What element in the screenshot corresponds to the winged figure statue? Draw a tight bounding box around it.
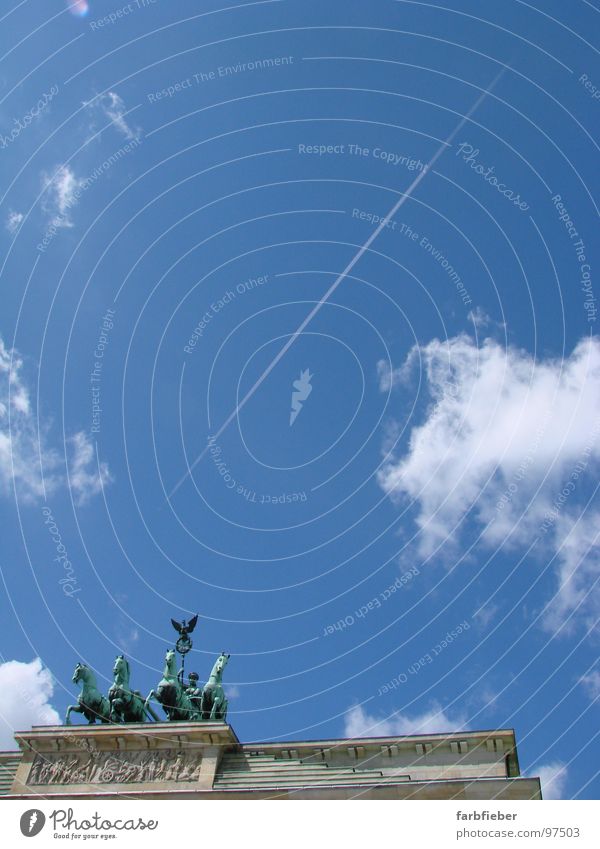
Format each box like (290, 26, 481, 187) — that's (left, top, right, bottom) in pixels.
(171, 614, 198, 638)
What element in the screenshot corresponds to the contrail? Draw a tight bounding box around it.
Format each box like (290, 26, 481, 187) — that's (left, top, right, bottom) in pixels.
(169, 68, 507, 498)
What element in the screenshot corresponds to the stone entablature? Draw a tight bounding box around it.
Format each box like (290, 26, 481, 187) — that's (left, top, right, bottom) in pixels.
(9, 722, 238, 795)
(1, 724, 540, 800)
(231, 728, 521, 783)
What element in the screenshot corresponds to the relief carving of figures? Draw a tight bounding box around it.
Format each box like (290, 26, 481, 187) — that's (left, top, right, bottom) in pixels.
(29, 749, 202, 784)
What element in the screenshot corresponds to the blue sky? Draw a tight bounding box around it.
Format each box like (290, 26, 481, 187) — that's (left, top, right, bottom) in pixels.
(0, 0, 598, 801)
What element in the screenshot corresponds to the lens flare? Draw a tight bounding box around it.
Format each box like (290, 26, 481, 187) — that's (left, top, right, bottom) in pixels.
(67, 0, 89, 16)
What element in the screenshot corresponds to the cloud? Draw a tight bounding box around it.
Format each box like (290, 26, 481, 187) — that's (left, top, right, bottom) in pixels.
(344, 703, 470, 738)
(466, 307, 506, 333)
(115, 625, 140, 655)
(377, 334, 600, 627)
(536, 761, 569, 799)
(41, 165, 86, 229)
(0, 336, 111, 505)
(578, 670, 600, 700)
(0, 658, 60, 748)
(544, 511, 600, 632)
(0, 336, 62, 501)
(477, 686, 501, 712)
(347, 707, 568, 799)
(87, 92, 140, 141)
(467, 306, 491, 329)
(473, 602, 500, 629)
(377, 356, 412, 393)
(5, 211, 23, 234)
(68, 431, 113, 505)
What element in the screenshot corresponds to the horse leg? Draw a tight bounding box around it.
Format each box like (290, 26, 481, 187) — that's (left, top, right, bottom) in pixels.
(145, 690, 157, 713)
(87, 699, 107, 724)
(210, 697, 221, 721)
(144, 700, 160, 722)
(144, 690, 160, 721)
(65, 704, 82, 725)
(101, 697, 112, 723)
(130, 694, 152, 723)
(110, 699, 122, 723)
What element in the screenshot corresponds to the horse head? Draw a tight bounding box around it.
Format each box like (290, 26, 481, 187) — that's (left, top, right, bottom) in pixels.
(72, 662, 87, 685)
(113, 654, 129, 684)
(211, 652, 230, 679)
(164, 648, 178, 679)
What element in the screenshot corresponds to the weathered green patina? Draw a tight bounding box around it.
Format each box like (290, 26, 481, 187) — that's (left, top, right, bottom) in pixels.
(108, 655, 160, 723)
(63, 615, 231, 725)
(144, 648, 202, 721)
(65, 663, 111, 725)
(200, 653, 230, 721)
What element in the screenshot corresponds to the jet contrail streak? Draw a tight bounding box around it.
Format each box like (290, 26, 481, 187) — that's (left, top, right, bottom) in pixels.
(169, 68, 507, 498)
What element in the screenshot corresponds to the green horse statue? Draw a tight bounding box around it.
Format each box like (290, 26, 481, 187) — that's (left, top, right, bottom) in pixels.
(65, 662, 111, 725)
(201, 652, 230, 721)
(145, 649, 200, 722)
(108, 655, 160, 723)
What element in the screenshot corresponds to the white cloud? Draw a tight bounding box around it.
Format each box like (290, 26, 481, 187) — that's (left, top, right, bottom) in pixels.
(473, 602, 500, 629)
(0, 658, 60, 748)
(376, 359, 394, 392)
(68, 431, 113, 505)
(543, 511, 600, 632)
(87, 92, 140, 141)
(536, 761, 569, 800)
(466, 307, 506, 333)
(579, 670, 600, 700)
(5, 210, 23, 234)
(115, 625, 140, 655)
(376, 354, 414, 392)
(0, 338, 30, 416)
(467, 306, 491, 329)
(477, 687, 501, 712)
(0, 336, 111, 504)
(378, 334, 600, 627)
(0, 336, 62, 501)
(344, 703, 469, 738)
(41, 165, 87, 229)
